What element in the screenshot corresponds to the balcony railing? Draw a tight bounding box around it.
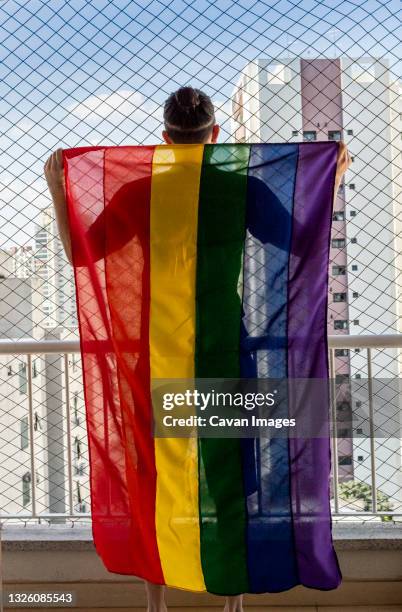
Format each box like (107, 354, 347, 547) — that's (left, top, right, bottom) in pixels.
(0, 335, 401, 522)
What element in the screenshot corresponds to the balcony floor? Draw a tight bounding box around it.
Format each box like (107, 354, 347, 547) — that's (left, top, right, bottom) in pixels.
(2, 523, 402, 610)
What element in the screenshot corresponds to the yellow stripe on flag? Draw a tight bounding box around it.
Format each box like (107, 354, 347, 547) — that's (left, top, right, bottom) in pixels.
(150, 144, 205, 591)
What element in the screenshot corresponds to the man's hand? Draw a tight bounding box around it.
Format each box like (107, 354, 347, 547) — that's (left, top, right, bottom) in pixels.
(44, 148, 73, 264)
(44, 148, 65, 194)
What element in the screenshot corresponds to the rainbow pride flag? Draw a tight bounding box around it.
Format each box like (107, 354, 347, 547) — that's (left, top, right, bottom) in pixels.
(63, 142, 350, 595)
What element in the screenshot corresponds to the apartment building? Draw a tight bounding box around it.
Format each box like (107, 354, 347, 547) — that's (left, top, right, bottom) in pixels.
(34, 206, 77, 330)
(0, 264, 87, 520)
(232, 56, 402, 508)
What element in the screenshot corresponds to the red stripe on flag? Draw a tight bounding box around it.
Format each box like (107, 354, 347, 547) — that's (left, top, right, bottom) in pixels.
(64, 145, 164, 582)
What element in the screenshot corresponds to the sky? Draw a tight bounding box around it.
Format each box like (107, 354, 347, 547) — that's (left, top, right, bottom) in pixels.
(0, 0, 401, 246)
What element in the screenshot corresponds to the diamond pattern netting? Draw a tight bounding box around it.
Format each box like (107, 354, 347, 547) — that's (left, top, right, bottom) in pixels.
(0, 0, 401, 522)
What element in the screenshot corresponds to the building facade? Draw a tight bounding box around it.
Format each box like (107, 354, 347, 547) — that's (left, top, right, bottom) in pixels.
(232, 56, 402, 509)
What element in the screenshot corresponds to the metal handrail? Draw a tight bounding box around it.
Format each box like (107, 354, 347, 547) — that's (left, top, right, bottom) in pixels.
(0, 334, 401, 355)
(1, 334, 401, 521)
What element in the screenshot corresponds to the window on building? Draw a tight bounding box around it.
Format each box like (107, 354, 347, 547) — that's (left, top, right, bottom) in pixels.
(350, 210, 356, 217)
(22, 472, 31, 507)
(33, 412, 42, 432)
(338, 455, 352, 465)
(355, 348, 360, 353)
(74, 437, 82, 461)
(356, 400, 362, 407)
(351, 264, 358, 271)
(347, 129, 353, 135)
(19, 362, 27, 394)
(76, 480, 82, 503)
(73, 391, 80, 426)
(357, 455, 364, 462)
(355, 373, 361, 379)
(303, 131, 316, 141)
(351, 156, 355, 162)
(333, 292, 347, 302)
(332, 238, 345, 248)
(353, 319, 359, 325)
(333, 211, 344, 221)
(74, 463, 85, 476)
(357, 428, 363, 435)
(335, 348, 349, 357)
(20, 417, 29, 450)
(351, 237, 357, 244)
(349, 183, 355, 190)
(332, 265, 346, 276)
(334, 320, 348, 330)
(33, 359, 38, 377)
(292, 130, 298, 137)
(335, 374, 349, 385)
(352, 291, 359, 298)
(328, 130, 341, 141)
(337, 400, 350, 411)
(338, 428, 351, 438)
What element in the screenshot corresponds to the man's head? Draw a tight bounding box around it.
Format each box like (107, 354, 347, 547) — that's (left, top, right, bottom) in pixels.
(162, 86, 220, 144)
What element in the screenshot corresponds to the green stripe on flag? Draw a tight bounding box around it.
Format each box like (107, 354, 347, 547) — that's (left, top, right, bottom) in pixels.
(195, 143, 250, 594)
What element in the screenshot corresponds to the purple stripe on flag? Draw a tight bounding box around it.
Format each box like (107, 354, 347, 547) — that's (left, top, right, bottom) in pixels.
(288, 142, 342, 589)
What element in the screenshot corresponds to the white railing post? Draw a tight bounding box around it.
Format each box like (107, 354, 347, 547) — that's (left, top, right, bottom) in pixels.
(64, 354, 74, 516)
(329, 348, 340, 514)
(367, 348, 378, 514)
(27, 354, 37, 518)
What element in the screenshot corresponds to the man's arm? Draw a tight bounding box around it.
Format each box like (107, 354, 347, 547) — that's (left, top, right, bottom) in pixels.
(44, 147, 117, 266)
(45, 148, 145, 266)
(44, 148, 73, 265)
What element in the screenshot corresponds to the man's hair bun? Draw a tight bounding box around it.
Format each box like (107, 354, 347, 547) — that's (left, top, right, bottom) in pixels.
(163, 85, 215, 142)
(174, 87, 200, 111)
